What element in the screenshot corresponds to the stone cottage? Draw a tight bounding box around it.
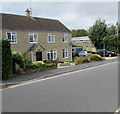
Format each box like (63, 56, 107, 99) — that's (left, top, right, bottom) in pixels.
(1, 10, 72, 62)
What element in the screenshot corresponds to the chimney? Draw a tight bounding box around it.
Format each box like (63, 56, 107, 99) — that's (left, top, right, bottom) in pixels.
(25, 8, 31, 17)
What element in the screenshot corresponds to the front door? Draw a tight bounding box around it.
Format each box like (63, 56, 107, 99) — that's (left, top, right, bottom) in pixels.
(36, 52, 42, 61)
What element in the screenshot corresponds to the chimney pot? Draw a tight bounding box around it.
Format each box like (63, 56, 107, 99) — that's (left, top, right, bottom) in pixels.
(25, 8, 31, 17)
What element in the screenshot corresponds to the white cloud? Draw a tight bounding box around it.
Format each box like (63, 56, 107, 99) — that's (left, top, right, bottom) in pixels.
(1, 2, 118, 30)
(2, 0, 119, 2)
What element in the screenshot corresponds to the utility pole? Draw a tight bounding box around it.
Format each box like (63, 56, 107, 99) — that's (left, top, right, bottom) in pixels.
(103, 43, 105, 57)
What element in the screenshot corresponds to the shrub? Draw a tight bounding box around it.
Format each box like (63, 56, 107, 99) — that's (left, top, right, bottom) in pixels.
(32, 61, 46, 70)
(45, 63, 56, 68)
(72, 56, 79, 62)
(86, 54, 104, 62)
(22, 59, 32, 71)
(74, 57, 89, 65)
(12, 52, 24, 68)
(1, 39, 12, 79)
(44, 59, 58, 64)
(12, 52, 33, 71)
(64, 60, 72, 63)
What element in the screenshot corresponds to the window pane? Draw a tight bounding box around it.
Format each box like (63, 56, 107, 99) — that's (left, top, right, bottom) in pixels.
(7, 33, 11, 40)
(12, 35, 14, 42)
(63, 49, 65, 58)
(51, 52, 53, 59)
(47, 53, 50, 59)
(53, 50, 56, 60)
(62, 34, 68, 42)
(66, 52, 68, 57)
(54, 53, 56, 60)
(48, 33, 54, 43)
(29, 33, 33, 42)
(30, 37, 33, 42)
(29, 33, 38, 43)
(7, 32, 17, 43)
(34, 33, 38, 42)
(12, 33, 17, 42)
(48, 36, 51, 42)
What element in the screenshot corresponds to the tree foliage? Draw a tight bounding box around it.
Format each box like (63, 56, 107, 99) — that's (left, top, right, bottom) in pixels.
(72, 29, 88, 37)
(103, 34, 117, 52)
(89, 19, 107, 49)
(88, 19, 118, 52)
(107, 25, 117, 36)
(1, 39, 12, 79)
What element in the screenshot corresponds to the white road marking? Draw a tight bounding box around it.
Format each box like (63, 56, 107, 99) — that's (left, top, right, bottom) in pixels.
(114, 107, 120, 114)
(2, 61, 117, 90)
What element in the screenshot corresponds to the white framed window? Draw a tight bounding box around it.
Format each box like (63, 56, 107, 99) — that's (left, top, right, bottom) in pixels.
(62, 34, 68, 43)
(47, 50, 57, 60)
(6, 32, 17, 43)
(29, 33, 38, 43)
(48, 33, 55, 43)
(63, 49, 68, 59)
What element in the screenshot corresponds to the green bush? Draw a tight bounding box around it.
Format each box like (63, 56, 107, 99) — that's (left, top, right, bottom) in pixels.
(12, 52, 24, 68)
(45, 63, 56, 68)
(86, 54, 104, 62)
(44, 59, 58, 64)
(64, 60, 72, 63)
(12, 52, 33, 71)
(22, 59, 32, 71)
(1, 39, 12, 79)
(74, 57, 89, 65)
(32, 61, 46, 70)
(72, 56, 79, 62)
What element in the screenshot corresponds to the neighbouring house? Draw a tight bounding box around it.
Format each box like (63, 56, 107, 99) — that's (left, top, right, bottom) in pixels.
(1, 9, 72, 62)
(72, 36, 96, 52)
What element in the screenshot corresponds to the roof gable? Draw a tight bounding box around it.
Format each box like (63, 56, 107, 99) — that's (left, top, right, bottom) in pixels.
(1, 13, 71, 33)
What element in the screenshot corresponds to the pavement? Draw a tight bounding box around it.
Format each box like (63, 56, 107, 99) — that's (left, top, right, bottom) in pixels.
(1, 57, 118, 88)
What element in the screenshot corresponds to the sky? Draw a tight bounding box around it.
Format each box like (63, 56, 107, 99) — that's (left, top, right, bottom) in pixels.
(1, 2, 118, 30)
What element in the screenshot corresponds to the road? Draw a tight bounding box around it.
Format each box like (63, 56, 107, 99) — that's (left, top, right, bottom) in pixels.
(2, 62, 118, 112)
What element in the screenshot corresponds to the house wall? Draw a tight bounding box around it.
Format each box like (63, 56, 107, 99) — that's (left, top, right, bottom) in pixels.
(2, 29, 72, 62)
(72, 41, 96, 52)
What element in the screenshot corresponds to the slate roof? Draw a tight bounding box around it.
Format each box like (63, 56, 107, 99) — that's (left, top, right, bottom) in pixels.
(1, 13, 71, 33)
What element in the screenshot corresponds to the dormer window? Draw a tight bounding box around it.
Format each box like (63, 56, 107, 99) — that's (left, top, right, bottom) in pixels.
(29, 33, 38, 43)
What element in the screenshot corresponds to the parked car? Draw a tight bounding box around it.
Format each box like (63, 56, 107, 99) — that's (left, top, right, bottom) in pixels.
(95, 49, 117, 57)
(79, 51, 92, 57)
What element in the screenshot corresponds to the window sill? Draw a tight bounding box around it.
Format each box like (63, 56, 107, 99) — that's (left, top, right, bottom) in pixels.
(10, 42, 17, 44)
(63, 57, 69, 59)
(29, 42, 38, 44)
(48, 42, 55, 43)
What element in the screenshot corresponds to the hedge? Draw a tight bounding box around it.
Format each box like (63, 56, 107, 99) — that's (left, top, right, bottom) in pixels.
(1, 39, 12, 79)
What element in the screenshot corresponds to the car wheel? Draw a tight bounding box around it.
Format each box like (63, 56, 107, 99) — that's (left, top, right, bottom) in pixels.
(109, 54, 112, 57)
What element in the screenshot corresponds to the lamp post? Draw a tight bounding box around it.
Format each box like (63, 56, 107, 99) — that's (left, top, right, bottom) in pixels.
(103, 43, 105, 57)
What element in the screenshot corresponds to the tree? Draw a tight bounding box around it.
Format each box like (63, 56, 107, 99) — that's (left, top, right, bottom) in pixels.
(89, 19, 107, 49)
(103, 24, 118, 52)
(72, 29, 88, 37)
(1, 39, 12, 79)
(103, 34, 118, 52)
(107, 24, 117, 36)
